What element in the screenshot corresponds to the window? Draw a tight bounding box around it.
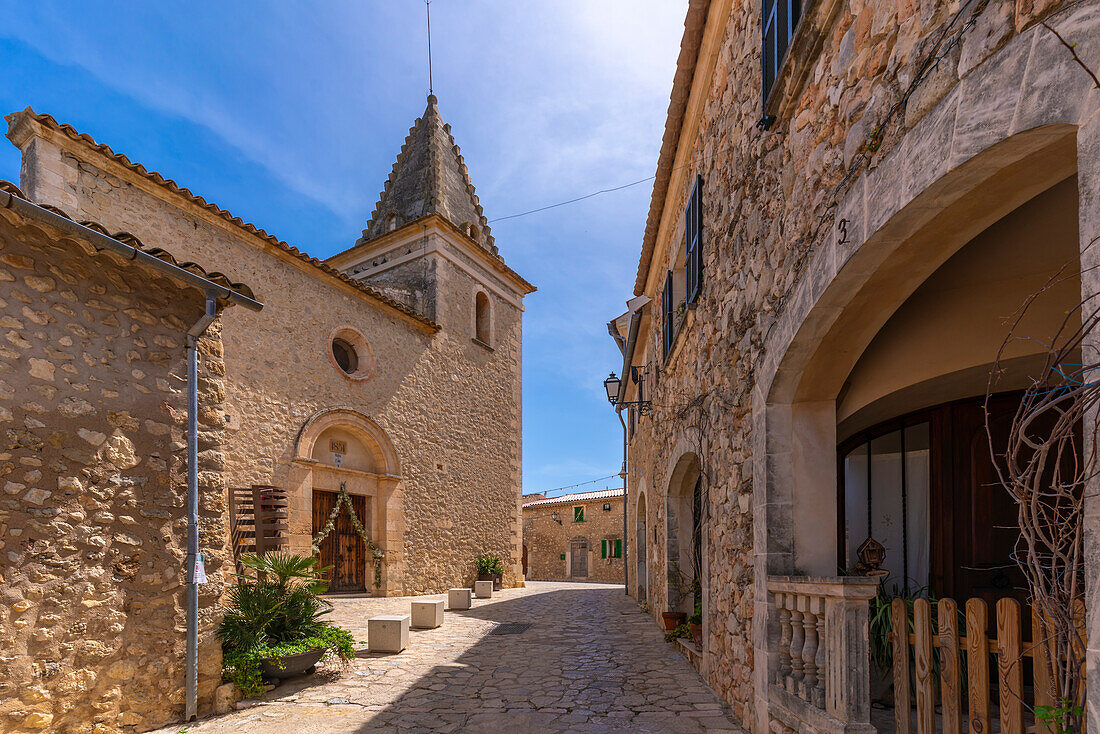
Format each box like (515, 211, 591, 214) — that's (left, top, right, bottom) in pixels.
(573, 506, 585, 523)
(841, 422, 930, 591)
(662, 270, 675, 359)
(332, 338, 358, 374)
(686, 176, 703, 304)
(328, 327, 375, 381)
(475, 291, 490, 345)
(601, 539, 623, 559)
(762, 0, 804, 104)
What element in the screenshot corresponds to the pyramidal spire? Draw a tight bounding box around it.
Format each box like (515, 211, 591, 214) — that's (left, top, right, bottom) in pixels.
(359, 95, 497, 255)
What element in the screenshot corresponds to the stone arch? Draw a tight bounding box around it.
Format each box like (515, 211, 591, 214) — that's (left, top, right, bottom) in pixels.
(289, 409, 404, 595)
(666, 452, 702, 614)
(295, 408, 400, 476)
(635, 485, 649, 601)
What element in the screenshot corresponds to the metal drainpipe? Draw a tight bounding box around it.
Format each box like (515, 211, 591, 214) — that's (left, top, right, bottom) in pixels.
(185, 295, 217, 721)
(618, 408, 628, 596)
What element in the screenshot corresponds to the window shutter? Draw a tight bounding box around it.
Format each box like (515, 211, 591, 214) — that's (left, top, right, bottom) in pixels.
(762, 0, 804, 105)
(686, 176, 703, 304)
(601, 540, 608, 559)
(614, 539, 622, 559)
(662, 270, 674, 359)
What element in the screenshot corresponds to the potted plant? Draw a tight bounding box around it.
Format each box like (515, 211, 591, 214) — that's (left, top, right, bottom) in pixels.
(476, 554, 505, 591)
(688, 600, 702, 647)
(218, 553, 355, 698)
(661, 610, 687, 632)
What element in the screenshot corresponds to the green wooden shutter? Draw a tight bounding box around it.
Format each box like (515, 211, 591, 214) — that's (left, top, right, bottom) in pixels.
(600, 540, 607, 559)
(614, 539, 622, 558)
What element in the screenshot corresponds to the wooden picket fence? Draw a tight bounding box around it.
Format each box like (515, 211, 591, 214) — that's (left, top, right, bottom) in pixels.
(889, 596, 1086, 734)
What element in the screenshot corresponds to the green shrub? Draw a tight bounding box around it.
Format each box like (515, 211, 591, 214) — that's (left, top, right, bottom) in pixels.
(475, 554, 505, 576)
(665, 623, 692, 643)
(217, 553, 355, 698)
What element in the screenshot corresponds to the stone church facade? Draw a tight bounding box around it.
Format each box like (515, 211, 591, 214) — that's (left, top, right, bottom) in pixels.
(610, 0, 1100, 732)
(2, 96, 532, 731)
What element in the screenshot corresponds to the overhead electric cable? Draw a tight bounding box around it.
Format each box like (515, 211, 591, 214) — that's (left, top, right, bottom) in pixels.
(526, 473, 622, 498)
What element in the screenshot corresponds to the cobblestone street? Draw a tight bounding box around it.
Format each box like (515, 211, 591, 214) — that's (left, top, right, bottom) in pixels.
(162, 582, 744, 734)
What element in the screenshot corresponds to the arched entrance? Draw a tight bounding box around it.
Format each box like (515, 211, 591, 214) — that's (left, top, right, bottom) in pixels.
(290, 409, 403, 595)
(761, 127, 1080, 582)
(752, 125, 1090, 730)
(666, 453, 702, 615)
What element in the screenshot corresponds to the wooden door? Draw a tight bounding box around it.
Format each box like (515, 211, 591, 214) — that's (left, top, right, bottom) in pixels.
(311, 490, 367, 593)
(570, 538, 588, 578)
(949, 396, 1028, 612)
(312, 490, 337, 587)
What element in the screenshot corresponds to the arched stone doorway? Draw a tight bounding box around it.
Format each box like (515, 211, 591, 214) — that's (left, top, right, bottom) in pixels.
(666, 453, 702, 615)
(290, 409, 403, 595)
(752, 113, 1097, 728)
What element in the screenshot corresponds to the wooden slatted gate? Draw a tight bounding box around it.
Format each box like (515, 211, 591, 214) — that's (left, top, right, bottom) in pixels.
(228, 485, 289, 570)
(890, 597, 1082, 734)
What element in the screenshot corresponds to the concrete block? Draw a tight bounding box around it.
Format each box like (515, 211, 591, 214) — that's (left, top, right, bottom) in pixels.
(474, 580, 493, 598)
(368, 615, 409, 653)
(448, 587, 472, 610)
(411, 599, 444, 629)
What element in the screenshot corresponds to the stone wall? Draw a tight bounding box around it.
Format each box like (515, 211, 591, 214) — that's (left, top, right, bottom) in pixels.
(0, 205, 230, 732)
(522, 494, 624, 584)
(7, 116, 525, 595)
(623, 0, 1093, 728)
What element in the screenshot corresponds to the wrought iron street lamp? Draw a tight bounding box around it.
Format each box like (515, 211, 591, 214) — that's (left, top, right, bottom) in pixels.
(604, 372, 651, 415)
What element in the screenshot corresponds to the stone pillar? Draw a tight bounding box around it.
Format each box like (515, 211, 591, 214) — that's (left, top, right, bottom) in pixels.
(286, 461, 315, 556)
(1077, 108, 1100, 733)
(822, 582, 877, 728)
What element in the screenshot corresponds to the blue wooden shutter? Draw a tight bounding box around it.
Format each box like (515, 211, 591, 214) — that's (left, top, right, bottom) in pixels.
(662, 270, 674, 358)
(762, 0, 804, 104)
(686, 176, 703, 304)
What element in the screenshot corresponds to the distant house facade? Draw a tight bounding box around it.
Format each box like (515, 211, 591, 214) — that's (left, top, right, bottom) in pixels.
(609, 1, 1100, 732)
(2, 95, 533, 731)
(522, 488, 625, 584)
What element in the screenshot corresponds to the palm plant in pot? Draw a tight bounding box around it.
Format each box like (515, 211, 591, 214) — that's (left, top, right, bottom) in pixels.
(475, 554, 505, 591)
(218, 553, 355, 698)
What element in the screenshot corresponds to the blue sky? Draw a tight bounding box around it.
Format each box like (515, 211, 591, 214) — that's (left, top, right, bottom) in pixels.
(0, 1, 684, 496)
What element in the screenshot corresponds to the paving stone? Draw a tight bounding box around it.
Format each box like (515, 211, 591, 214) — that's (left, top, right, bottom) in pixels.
(149, 582, 744, 733)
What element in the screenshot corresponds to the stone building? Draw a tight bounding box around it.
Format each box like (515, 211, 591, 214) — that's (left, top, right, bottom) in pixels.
(2, 94, 532, 731)
(521, 488, 625, 584)
(609, 0, 1100, 731)
(0, 180, 256, 731)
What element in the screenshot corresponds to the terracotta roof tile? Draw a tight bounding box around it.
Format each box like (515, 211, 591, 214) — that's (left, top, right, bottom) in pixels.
(9, 108, 440, 332)
(634, 0, 710, 296)
(521, 488, 625, 509)
(0, 178, 257, 301)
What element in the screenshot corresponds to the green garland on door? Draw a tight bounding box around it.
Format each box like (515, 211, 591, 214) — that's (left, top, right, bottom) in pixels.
(312, 482, 385, 589)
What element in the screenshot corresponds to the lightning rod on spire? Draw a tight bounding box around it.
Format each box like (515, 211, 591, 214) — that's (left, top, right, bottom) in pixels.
(426, 0, 434, 97)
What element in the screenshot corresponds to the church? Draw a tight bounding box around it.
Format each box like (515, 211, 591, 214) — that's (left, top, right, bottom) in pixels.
(0, 97, 533, 729)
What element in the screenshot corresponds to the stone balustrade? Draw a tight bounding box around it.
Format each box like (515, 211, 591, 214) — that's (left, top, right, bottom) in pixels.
(767, 576, 878, 734)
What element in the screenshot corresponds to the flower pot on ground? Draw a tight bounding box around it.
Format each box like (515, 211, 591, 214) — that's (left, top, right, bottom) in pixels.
(661, 611, 687, 632)
(218, 552, 355, 698)
(475, 554, 505, 591)
(259, 648, 325, 680)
